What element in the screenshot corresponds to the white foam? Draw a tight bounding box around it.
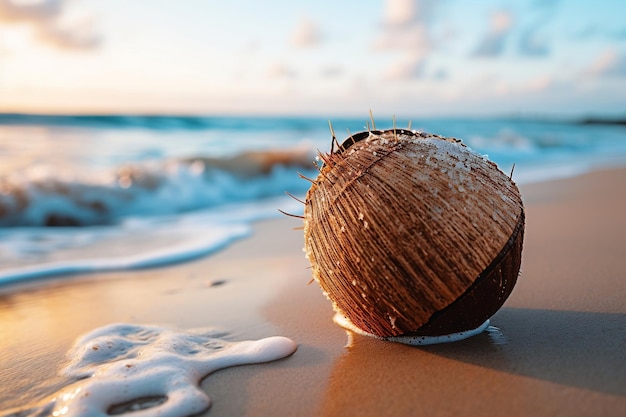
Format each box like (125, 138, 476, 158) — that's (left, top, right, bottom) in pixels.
(8, 323, 297, 416)
(0, 161, 316, 228)
(333, 313, 489, 345)
(0, 196, 304, 287)
(0, 224, 250, 286)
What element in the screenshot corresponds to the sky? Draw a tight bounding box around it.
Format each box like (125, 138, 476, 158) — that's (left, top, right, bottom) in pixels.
(0, 0, 625, 117)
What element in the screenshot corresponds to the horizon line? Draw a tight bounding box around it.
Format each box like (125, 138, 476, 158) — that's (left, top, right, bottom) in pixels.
(1, 111, 625, 124)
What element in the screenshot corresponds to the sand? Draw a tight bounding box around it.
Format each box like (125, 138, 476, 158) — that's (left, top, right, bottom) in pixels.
(1, 168, 625, 416)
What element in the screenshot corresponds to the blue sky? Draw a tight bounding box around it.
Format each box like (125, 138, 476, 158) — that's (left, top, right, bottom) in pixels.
(0, 0, 625, 117)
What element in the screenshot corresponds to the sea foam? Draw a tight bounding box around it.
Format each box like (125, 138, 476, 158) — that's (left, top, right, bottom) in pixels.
(334, 313, 490, 345)
(0, 196, 304, 286)
(0, 148, 316, 227)
(1, 323, 297, 417)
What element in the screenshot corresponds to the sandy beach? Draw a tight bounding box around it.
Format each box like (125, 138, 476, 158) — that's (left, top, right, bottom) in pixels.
(1, 167, 625, 416)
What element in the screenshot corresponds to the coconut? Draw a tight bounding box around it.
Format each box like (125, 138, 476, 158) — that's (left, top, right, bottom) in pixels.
(302, 126, 524, 341)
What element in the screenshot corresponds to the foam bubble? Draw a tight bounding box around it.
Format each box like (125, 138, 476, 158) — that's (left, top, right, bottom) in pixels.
(333, 313, 489, 345)
(4, 323, 297, 417)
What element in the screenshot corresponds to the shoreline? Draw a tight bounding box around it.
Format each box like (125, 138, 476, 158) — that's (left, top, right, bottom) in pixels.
(1, 167, 625, 416)
(0, 162, 623, 291)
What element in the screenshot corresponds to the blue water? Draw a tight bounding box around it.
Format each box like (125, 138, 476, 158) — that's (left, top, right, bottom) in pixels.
(1, 114, 625, 285)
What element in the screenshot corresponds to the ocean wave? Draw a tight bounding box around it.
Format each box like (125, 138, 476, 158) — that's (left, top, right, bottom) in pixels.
(0, 196, 304, 285)
(0, 147, 316, 227)
(0, 113, 331, 132)
(0, 223, 251, 286)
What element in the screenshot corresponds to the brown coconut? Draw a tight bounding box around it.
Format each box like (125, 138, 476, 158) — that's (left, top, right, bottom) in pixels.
(303, 128, 524, 338)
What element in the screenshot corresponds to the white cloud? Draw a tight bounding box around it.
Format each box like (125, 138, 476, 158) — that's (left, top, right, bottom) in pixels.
(383, 0, 417, 27)
(0, 0, 100, 50)
(384, 54, 426, 80)
(374, 0, 441, 80)
(320, 66, 343, 78)
(472, 10, 514, 57)
(373, 22, 431, 53)
(0, 0, 60, 18)
(585, 49, 626, 77)
(266, 63, 297, 79)
(525, 74, 554, 91)
(492, 10, 513, 33)
(290, 17, 322, 48)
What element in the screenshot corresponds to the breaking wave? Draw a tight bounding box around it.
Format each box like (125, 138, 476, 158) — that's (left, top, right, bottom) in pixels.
(0, 147, 316, 227)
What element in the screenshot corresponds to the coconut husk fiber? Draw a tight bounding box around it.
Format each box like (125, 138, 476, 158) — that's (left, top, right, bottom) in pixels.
(303, 129, 525, 338)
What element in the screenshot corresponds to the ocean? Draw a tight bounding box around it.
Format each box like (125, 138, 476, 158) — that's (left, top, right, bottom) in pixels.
(1, 113, 625, 287)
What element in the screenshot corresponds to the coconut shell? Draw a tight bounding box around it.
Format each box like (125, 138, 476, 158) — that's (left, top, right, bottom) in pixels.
(303, 129, 524, 338)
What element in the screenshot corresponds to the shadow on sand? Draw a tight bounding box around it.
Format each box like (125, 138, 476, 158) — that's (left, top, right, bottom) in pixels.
(421, 307, 626, 397)
(326, 307, 625, 400)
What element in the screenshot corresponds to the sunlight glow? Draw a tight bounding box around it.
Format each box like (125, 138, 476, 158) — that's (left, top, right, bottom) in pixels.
(0, 0, 624, 116)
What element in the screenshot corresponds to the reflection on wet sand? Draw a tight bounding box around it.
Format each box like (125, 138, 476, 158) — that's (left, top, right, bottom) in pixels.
(321, 307, 625, 417)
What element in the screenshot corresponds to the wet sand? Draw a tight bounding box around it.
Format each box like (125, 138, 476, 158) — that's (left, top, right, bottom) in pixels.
(1, 168, 625, 416)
